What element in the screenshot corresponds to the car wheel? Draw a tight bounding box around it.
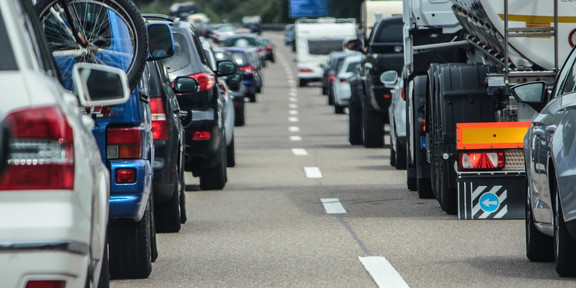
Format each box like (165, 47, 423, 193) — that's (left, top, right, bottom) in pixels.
(108, 201, 152, 279)
(149, 194, 158, 262)
(348, 98, 363, 145)
(334, 102, 345, 114)
(394, 134, 407, 170)
(235, 101, 245, 126)
(389, 134, 396, 167)
(248, 93, 256, 103)
(96, 235, 109, 288)
(362, 105, 384, 148)
(299, 79, 307, 87)
(554, 187, 576, 276)
(417, 179, 434, 199)
(199, 138, 227, 190)
(226, 134, 235, 167)
(526, 184, 553, 262)
(154, 184, 181, 233)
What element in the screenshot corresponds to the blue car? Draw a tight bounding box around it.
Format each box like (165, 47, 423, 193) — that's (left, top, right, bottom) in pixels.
(226, 47, 263, 103)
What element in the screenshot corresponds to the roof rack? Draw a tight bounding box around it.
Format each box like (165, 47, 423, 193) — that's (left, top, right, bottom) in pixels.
(143, 13, 181, 25)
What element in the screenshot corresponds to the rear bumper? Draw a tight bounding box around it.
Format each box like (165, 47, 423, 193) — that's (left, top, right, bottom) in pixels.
(108, 159, 151, 221)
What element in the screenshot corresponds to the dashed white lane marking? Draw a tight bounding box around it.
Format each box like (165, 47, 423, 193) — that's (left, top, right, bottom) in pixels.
(289, 110, 298, 115)
(291, 148, 308, 156)
(289, 126, 300, 132)
(289, 117, 299, 122)
(359, 257, 411, 288)
(321, 198, 347, 214)
(289, 91, 298, 97)
(290, 136, 302, 141)
(304, 167, 322, 178)
(290, 97, 297, 102)
(289, 103, 298, 109)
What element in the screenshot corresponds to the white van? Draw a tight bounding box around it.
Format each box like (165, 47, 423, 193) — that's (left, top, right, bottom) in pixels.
(295, 18, 357, 87)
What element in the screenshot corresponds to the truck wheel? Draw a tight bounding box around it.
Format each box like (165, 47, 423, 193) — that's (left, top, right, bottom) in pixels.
(200, 138, 227, 190)
(226, 134, 236, 168)
(554, 187, 576, 276)
(526, 187, 553, 262)
(154, 185, 181, 233)
(362, 105, 384, 148)
(417, 179, 434, 199)
(407, 164, 417, 191)
(349, 97, 363, 145)
(108, 202, 152, 279)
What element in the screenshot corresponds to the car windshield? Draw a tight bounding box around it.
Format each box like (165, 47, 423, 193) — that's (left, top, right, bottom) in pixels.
(165, 33, 191, 71)
(223, 37, 259, 47)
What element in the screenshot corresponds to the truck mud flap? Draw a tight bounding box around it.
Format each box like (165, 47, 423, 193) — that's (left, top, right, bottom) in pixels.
(457, 173, 526, 220)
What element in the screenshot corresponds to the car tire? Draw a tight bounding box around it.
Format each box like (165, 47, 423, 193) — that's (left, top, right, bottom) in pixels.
(108, 202, 152, 279)
(526, 187, 553, 262)
(554, 188, 576, 276)
(154, 185, 181, 233)
(179, 164, 187, 224)
(199, 138, 227, 190)
(299, 79, 306, 87)
(334, 102, 345, 114)
(362, 104, 384, 148)
(348, 97, 363, 145)
(226, 134, 235, 168)
(394, 135, 407, 170)
(248, 93, 256, 103)
(96, 236, 109, 288)
(407, 164, 417, 191)
(235, 101, 246, 126)
(417, 179, 434, 199)
(328, 91, 335, 105)
(149, 194, 158, 262)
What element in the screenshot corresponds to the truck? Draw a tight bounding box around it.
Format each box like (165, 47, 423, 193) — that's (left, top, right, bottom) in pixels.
(390, 0, 569, 219)
(360, 0, 403, 39)
(295, 18, 357, 87)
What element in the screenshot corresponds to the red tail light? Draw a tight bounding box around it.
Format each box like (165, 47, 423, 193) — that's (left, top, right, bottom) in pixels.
(339, 77, 348, 83)
(0, 106, 75, 190)
(238, 66, 254, 75)
(419, 119, 426, 133)
(187, 72, 216, 92)
(116, 168, 137, 184)
(266, 45, 273, 50)
(107, 127, 143, 159)
(150, 98, 168, 140)
(25, 281, 66, 288)
(459, 151, 505, 170)
(257, 48, 265, 53)
(193, 131, 211, 140)
(299, 68, 313, 73)
(383, 94, 391, 99)
(401, 88, 406, 100)
(329, 75, 335, 82)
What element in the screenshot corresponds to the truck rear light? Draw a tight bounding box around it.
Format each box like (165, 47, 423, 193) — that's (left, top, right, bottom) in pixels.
(459, 151, 505, 170)
(150, 98, 168, 140)
(116, 168, 137, 184)
(25, 280, 66, 288)
(107, 127, 143, 159)
(420, 119, 426, 133)
(187, 72, 215, 92)
(0, 106, 75, 190)
(339, 77, 348, 83)
(192, 131, 211, 140)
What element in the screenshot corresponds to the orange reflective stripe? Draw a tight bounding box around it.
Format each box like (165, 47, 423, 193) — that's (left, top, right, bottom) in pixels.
(456, 122, 531, 150)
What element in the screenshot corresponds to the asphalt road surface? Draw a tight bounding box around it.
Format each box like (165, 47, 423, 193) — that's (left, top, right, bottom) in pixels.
(111, 32, 575, 288)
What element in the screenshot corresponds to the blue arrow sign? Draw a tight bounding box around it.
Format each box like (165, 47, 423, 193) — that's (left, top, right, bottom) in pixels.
(479, 192, 500, 213)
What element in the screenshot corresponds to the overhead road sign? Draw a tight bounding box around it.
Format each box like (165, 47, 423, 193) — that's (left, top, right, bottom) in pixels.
(290, 0, 329, 18)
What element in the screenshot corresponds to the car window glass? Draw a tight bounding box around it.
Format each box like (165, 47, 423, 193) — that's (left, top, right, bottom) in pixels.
(557, 64, 576, 96)
(230, 52, 248, 66)
(308, 39, 344, 55)
(0, 12, 17, 70)
(346, 61, 360, 73)
(190, 30, 209, 66)
(165, 33, 191, 71)
(375, 23, 403, 43)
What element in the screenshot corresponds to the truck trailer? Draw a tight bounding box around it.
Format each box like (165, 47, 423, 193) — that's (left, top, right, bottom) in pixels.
(396, 0, 569, 219)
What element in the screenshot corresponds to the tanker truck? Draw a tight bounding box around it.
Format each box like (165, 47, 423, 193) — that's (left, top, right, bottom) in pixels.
(389, 0, 569, 219)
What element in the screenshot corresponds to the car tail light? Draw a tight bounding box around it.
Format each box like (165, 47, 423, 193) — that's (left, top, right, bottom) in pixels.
(187, 72, 216, 92)
(339, 77, 348, 83)
(193, 131, 211, 140)
(419, 119, 426, 133)
(107, 127, 143, 159)
(383, 94, 391, 99)
(459, 151, 505, 170)
(116, 168, 136, 184)
(401, 88, 406, 100)
(0, 106, 74, 190)
(150, 98, 167, 141)
(257, 48, 265, 53)
(238, 66, 254, 75)
(25, 281, 66, 288)
(299, 68, 313, 73)
(329, 75, 335, 82)
(266, 45, 273, 50)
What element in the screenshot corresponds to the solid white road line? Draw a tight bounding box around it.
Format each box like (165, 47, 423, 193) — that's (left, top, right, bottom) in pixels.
(359, 256, 411, 288)
(320, 198, 347, 214)
(289, 117, 299, 122)
(290, 136, 302, 141)
(304, 167, 322, 178)
(291, 148, 308, 156)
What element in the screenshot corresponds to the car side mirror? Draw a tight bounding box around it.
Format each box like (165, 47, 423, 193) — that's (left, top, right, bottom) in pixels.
(72, 63, 131, 107)
(511, 81, 547, 112)
(173, 77, 199, 93)
(148, 23, 175, 60)
(216, 60, 236, 77)
(380, 70, 399, 88)
(345, 39, 363, 53)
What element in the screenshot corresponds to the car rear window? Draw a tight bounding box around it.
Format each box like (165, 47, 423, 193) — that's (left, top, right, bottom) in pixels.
(229, 51, 249, 67)
(346, 61, 360, 72)
(223, 37, 259, 47)
(0, 15, 17, 70)
(375, 23, 403, 43)
(165, 33, 191, 71)
(308, 39, 344, 55)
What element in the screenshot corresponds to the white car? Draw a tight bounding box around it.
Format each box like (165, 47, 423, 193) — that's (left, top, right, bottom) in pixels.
(331, 54, 362, 114)
(0, 0, 129, 287)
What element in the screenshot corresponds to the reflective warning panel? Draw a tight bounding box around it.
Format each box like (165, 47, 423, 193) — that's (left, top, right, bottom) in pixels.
(457, 173, 526, 220)
(456, 122, 531, 150)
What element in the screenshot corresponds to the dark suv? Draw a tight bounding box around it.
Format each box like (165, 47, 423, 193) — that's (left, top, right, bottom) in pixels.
(139, 60, 186, 232)
(144, 14, 236, 190)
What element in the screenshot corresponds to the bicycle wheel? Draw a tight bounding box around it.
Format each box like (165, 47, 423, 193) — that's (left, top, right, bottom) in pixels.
(35, 0, 148, 91)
